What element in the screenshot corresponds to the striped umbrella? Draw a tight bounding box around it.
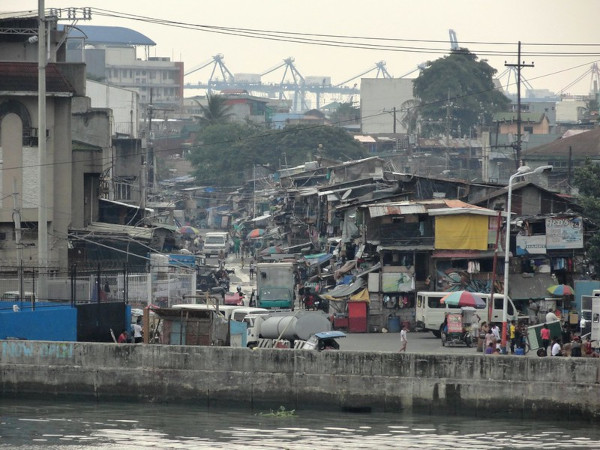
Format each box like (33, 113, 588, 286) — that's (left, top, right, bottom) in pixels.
(547, 284, 574, 296)
(440, 290, 486, 309)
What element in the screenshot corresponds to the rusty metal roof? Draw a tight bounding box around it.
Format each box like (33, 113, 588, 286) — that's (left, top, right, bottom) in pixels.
(368, 199, 492, 218)
(0, 62, 75, 95)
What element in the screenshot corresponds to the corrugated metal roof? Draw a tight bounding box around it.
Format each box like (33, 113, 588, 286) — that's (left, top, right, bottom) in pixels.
(369, 204, 427, 217)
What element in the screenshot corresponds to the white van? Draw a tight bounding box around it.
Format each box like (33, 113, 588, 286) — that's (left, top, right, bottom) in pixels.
(416, 291, 519, 337)
(203, 232, 231, 257)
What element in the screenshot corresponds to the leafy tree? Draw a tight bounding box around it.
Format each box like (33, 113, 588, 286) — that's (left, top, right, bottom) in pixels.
(195, 94, 233, 126)
(413, 48, 510, 138)
(573, 159, 600, 274)
(188, 122, 366, 186)
(329, 102, 360, 126)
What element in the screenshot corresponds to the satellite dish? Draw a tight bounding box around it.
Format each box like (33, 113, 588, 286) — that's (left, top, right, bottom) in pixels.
(342, 189, 352, 200)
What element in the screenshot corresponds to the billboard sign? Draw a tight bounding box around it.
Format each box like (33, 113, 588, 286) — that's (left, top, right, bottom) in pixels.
(546, 216, 583, 250)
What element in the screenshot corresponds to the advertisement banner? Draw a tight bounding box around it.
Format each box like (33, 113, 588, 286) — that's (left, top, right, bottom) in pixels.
(382, 272, 414, 293)
(546, 217, 583, 250)
(516, 234, 547, 255)
(447, 313, 463, 333)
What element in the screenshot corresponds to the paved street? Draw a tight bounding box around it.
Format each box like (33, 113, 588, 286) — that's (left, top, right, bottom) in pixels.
(223, 255, 483, 355)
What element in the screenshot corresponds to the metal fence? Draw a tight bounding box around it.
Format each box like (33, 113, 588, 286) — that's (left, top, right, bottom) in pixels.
(0, 265, 196, 308)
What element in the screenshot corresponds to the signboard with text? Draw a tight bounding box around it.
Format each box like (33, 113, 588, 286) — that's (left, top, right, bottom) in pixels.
(516, 234, 547, 255)
(546, 216, 583, 250)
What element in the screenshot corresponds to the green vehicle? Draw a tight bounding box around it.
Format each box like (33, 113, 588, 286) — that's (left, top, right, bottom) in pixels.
(256, 262, 296, 309)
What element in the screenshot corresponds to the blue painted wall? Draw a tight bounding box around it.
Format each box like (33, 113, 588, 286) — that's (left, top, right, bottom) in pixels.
(0, 304, 77, 341)
(230, 320, 247, 347)
(574, 280, 600, 311)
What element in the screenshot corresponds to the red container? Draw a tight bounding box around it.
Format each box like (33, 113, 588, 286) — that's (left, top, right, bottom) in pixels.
(347, 301, 368, 333)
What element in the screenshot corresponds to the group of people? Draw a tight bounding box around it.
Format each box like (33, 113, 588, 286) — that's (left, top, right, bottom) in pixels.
(539, 322, 599, 357)
(479, 320, 528, 355)
(117, 318, 143, 344)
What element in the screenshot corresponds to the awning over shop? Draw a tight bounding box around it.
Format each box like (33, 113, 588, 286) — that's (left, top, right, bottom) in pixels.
(356, 262, 381, 278)
(350, 288, 370, 303)
(250, 213, 271, 222)
(304, 253, 334, 266)
(321, 277, 365, 299)
(432, 250, 504, 259)
(508, 273, 556, 301)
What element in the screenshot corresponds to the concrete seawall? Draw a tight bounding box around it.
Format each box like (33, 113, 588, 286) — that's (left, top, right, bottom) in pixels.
(1, 340, 599, 420)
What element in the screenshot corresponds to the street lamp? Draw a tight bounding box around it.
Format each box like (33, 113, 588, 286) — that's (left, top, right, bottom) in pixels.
(501, 164, 552, 352)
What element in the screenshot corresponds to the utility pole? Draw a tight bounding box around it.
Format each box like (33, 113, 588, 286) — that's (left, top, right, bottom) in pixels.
(12, 179, 23, 303)
(505, 41, 534, 170)
(445, 90, 451, 171)
(393, 107, 397, 134)
(37, 0, 48, 302)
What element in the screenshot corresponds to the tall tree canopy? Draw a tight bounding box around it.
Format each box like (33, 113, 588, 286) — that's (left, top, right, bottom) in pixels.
(412, 48, 510, 137)
(196, 94, 233, 126)
(573, 159, 600, 274)
(188, 123, 366, 186)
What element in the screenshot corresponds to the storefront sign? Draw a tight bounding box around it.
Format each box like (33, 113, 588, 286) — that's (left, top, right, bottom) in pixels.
(546, 216, 583, 250)
(516, 234, 547, 255)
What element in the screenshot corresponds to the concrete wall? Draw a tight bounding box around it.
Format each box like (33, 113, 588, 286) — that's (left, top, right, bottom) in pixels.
(361, 78, 415, 134)
(1, 341, 599, 419)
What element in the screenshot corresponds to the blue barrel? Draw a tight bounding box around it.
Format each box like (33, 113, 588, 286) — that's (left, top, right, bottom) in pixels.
(387, 315, 401, 333)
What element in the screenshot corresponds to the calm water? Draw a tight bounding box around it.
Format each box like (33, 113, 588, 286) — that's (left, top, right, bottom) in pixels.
(0, 398, 598, 449)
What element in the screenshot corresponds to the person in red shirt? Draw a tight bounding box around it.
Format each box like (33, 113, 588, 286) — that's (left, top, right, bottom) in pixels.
(540, 324, 551, 353)
(117, 329, 129, 343)
(583, 337, 599, 357)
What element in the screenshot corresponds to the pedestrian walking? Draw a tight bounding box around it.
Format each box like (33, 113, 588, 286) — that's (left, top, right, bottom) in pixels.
(491, 323, 500, 342)
(399, 325, 408, 352)
(540, 324, 551, 354)
(249, 258, 255, 280)
(471, 313, 481, 342)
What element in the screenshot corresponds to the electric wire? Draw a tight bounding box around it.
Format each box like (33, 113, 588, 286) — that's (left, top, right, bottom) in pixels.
(88, 8, 600, 58)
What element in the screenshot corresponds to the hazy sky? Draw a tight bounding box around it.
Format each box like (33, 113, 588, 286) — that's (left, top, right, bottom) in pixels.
(11, 1, 600, 97)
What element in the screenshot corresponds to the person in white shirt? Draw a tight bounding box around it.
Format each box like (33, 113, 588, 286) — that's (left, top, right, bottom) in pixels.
(399, 326, 408, 352)
(551, 338, 562, 356)
(491, 324, 500, 341)
(546, 309, 559, 323)
(132, 320, 143, 344)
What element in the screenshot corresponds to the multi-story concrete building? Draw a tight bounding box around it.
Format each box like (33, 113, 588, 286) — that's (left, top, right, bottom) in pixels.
(65, 25, 184, 110)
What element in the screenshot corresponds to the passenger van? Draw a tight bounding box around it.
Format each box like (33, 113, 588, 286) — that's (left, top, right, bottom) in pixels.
(203, 232, 231, 257)
(415, 291, 519, 337)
